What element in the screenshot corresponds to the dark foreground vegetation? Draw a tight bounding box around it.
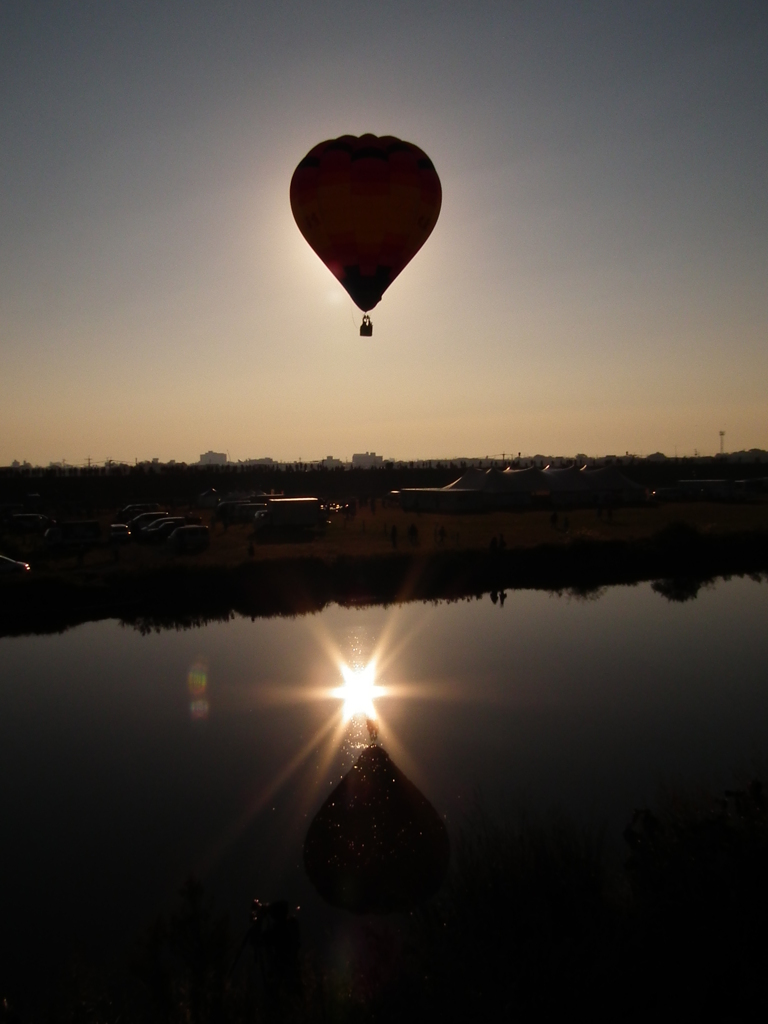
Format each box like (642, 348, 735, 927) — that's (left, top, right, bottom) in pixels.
(6, 780, 768, 1023)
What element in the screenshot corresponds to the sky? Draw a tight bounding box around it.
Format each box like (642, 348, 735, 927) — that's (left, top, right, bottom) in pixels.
(1, 0, 766, 465)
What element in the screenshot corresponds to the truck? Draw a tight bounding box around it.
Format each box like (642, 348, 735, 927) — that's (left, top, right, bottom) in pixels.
(215, 500, 268, 525)
(254, 497, 321, 530)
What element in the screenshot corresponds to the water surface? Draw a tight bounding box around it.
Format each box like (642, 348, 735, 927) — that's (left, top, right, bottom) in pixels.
(2, 576, 767, 986)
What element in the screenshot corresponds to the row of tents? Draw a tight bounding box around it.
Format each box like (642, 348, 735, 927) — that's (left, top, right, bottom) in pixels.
(398, 465, 646, 512)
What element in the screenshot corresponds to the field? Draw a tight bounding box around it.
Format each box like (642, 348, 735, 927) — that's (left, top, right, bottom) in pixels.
(3, 500, 768, 578)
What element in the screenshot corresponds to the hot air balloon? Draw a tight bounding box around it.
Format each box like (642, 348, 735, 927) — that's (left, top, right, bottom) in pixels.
(290, 134, 442, 337)
(304, 730, 450, 914)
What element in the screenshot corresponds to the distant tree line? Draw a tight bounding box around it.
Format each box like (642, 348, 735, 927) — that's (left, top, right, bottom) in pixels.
(1, 459, 766, 516)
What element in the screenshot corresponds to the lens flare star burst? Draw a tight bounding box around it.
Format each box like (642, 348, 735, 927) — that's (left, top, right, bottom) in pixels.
(196, 615, 441, 876)
(332, 662, 382, 721)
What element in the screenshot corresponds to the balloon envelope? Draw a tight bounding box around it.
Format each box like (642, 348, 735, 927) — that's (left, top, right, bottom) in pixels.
(290, 134, 442, 312)
(304, 743, 450, 914)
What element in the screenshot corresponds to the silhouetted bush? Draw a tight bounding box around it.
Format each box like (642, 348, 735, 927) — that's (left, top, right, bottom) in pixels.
(393, 784, 768, 1021)
(622, 782, 768, 1020)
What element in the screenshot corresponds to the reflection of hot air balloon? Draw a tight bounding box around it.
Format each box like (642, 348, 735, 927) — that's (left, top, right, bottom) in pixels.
(304, 737, 450, 914)
(290, 134, 442, 337)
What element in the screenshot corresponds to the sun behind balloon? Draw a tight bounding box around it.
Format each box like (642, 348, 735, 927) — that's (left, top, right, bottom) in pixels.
(290, 134, 442, 335)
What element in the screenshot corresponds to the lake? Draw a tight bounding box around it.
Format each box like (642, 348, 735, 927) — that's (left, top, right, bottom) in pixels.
(2, 574, 768, 991)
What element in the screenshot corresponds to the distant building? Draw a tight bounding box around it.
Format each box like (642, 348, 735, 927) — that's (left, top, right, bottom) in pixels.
(238, 457, 275, 467)
(646, 452, 668, 462)
(320, 456, 344, 469)
(199, 451, 227, 466)
(352, 452, 384, 469)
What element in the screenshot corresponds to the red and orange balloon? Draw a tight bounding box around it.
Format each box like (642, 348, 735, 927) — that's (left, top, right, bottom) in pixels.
(290, 134, 441, 328)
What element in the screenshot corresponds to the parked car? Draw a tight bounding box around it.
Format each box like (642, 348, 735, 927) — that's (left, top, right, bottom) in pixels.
(115, 503, 160, 524)
(128, 511, 168, 535)
(0, 554, 31, 573)
(10, 513, 51, 534)
(109, 524, 131, 544)
(140, 517, 188, 543)
(196, 489, 220, 509)
(167, 525, 209, 554)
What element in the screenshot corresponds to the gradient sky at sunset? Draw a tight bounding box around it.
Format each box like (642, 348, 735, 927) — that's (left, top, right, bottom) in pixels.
(1, 1, 766, 465)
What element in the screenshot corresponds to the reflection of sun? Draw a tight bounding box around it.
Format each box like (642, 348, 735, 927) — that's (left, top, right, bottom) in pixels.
(332, 662, 382, 721)
(199, 616, 442, 875)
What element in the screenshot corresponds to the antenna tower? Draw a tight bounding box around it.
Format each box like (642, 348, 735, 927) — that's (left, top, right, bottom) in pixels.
(719, 431, 725, 455)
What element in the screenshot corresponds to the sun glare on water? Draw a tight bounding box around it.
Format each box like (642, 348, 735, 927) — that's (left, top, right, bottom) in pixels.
(333, 662, 382, 722)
